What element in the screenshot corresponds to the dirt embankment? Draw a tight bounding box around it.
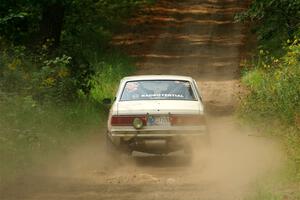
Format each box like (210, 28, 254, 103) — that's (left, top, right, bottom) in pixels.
(1, 1, 283, 200)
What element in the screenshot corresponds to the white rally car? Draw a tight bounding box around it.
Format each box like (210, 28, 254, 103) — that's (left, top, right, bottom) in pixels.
(104, 75, 208, 155)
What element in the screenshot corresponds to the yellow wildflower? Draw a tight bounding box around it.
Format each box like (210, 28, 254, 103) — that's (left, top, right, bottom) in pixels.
(8, 59, 21, 71)
(58, 68, 69, 78)
(43, 77, 56, 86)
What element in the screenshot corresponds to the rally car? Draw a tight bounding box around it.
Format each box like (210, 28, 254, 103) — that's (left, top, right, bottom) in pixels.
(104, 75, 209, 155)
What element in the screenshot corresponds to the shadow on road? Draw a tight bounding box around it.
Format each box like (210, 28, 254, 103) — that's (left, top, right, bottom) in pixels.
(132, 154, 191, 168)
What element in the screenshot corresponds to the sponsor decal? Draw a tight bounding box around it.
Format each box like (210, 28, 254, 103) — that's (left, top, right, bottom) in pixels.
(141, 94, 184, 98)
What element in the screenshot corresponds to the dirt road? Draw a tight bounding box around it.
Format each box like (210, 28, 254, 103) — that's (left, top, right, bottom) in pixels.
(1, 0, 282, 200)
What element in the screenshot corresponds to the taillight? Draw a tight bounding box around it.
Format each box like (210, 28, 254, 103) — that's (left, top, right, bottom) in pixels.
(170, 115, 205, 126)
(111, 115, 147, 126)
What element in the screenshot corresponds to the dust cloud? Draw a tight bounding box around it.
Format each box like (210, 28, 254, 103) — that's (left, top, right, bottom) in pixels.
(32, 115, 282, 200)
(1, 116, 283, 200)
(191, 116, 283, 198)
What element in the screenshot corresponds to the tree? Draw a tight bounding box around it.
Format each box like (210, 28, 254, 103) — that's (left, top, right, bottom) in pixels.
(39, 2, 65, 47)
(236, 0, 300, 52)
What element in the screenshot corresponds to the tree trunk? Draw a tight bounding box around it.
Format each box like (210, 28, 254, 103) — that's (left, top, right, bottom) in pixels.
(39, 2, 65, 48)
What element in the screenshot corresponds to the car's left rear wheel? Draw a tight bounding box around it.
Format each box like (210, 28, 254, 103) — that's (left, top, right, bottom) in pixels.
(104, 133, 120, 164)
(105, 132, 132, 165)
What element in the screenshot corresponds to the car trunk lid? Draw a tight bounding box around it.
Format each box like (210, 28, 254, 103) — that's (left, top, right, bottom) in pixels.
(117, 100, 202, 115)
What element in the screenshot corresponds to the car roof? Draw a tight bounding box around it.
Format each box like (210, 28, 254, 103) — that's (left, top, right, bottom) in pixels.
(121, 75, 194, 82)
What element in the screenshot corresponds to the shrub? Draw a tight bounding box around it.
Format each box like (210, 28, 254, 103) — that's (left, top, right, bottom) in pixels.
(240, 40, 300, 125)
(89, 52, 135, 102)
(239, 38, 300, 185)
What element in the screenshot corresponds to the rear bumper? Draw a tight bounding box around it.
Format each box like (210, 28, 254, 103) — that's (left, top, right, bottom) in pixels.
(109, 125, 208, 138)
(111, 131, 207, 137)
(107, 126, 209, 153)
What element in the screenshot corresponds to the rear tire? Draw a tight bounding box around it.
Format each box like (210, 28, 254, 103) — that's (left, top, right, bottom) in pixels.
(105, 132, 120, 164)
(183, 134, 211, 163)
(105, 132, 132, 165)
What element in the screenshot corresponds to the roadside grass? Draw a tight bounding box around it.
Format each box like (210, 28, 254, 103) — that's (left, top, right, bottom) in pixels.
(0, 98, 102, 184)
(245, 187, 282, 200)
(0, 0, 152, 185)
(0, 49, 135, 184)
(239, 39, 300, 199)
(89, 51, 136, 102)
(238, 119, 300, 199)
(244, 168, 300, 200)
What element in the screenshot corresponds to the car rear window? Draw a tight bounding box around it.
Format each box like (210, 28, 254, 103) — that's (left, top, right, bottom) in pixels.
(120, 80, 197, 101)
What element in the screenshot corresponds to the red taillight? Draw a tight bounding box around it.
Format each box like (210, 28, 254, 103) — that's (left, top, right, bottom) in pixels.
(170, 115, 205, 126)
(111, 115, 147, 126)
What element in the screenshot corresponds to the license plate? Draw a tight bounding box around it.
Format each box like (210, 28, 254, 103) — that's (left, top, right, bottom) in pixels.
(147, 116, 171, 126)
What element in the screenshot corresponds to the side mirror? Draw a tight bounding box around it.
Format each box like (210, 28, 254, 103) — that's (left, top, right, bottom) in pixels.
(102, 98, 112, 105)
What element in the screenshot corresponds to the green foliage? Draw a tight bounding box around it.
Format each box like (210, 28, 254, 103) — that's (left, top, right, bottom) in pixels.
(0, 12, 28, 24)
(0, 0, 153, 97)
(285, 127, 300, 181)
(236, 1, 300, 197)
(239, 38, 300, 194)
(0, 1, 39, 43)
(0, 46, 76, 103)
(0, 0, 155, 184)
(89, 53, 135, 102)
(0, 0, 154, 45)
(236, 0, 300, 53)
(0, 0, 153, 103)
(240, 40, 300, 125)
